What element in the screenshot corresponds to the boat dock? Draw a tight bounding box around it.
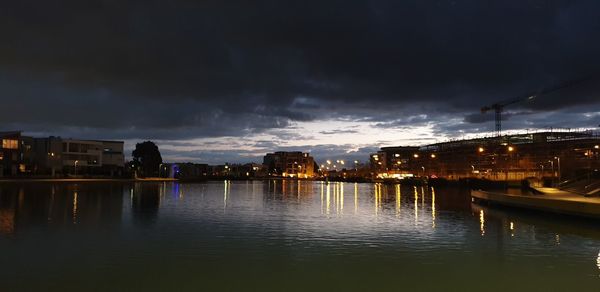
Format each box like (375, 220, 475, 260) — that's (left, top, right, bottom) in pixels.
(471, 187, 600, 219)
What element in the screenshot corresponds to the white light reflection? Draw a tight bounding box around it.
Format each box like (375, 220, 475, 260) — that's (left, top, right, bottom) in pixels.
(510, 222, 514, 237)
(395, 184, 401, 218)
(354, 183, 358, 214)
(431, 187, 436, 229)
(340, 182, 344, 215)
(223, 180, 229, 211)
(321, 182, 324, 214)
(374, 183, 382, 217)
(72, 191, 78, 224)
(413, 186, 418, 223)
(479, 210, 485, 236)
(596, 251, 600, 275)
(326, 182, 331, 216)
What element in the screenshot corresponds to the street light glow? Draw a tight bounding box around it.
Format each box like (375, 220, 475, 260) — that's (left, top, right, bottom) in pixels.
(478, 147, 484, 153)
(508, 146, 514, 152)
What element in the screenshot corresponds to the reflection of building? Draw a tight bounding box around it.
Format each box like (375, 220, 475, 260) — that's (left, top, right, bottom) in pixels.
(0, 131, 124, 177)
(371, 131, 600, 180)
(263, 151, 315, 178)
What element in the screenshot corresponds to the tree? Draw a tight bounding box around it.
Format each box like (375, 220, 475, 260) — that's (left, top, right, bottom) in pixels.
(132, 141, 163, 177)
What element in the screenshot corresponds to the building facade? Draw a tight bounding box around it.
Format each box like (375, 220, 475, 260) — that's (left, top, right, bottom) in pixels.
(0, 131, 124, 177)
(0, 132, 24, 176)
(371, 131, 600, 181)
(263, 151, 315, 178)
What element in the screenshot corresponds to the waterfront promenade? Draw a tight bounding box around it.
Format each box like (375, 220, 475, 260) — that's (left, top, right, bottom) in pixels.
(472, 188, 600, 219)
(0, 177, 178, 183)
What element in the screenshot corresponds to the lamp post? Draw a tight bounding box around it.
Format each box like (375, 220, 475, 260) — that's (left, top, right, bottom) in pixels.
(74, 160, 79, 177)
(506, 146, 514, 182)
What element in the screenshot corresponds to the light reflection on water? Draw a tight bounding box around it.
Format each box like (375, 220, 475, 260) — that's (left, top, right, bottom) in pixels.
(0, 180, 599, 291)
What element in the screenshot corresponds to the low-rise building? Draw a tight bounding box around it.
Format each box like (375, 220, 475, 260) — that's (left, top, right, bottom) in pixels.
(0, 131, 124, 177)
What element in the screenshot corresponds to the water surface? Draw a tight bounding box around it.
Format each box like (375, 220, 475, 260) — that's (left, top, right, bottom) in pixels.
(0, 181, 599, 291)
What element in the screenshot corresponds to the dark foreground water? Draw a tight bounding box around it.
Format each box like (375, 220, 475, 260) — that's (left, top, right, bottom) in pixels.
(0, 181, 599, 291)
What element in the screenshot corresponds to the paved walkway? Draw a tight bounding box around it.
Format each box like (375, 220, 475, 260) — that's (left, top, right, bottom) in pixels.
(472, 188, 600, 218)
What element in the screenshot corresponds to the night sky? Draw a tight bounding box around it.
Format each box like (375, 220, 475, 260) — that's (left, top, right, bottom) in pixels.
(2, 1, 600, 164)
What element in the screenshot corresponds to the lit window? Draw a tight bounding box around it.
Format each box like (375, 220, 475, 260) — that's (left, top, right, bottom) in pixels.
(1, 139, 18, 149)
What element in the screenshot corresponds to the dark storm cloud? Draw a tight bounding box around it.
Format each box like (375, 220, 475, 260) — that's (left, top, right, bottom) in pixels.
(2, 0, 600, 162)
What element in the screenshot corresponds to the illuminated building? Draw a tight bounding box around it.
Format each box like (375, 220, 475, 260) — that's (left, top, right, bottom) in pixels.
(370, 146, 420, 178)
(263, 151, 315, 178)
(371, 130, 600, 180)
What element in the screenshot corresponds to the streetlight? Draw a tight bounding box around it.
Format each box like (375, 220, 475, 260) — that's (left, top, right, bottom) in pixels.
(74, 160, 79, 176)
(413, 153, 419, 158)
(478, 147, 484, 153)
(421, 166, 425, 177)
(430, 153, 436, 158)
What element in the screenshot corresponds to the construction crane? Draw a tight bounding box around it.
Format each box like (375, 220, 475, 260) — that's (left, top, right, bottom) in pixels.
(481, 94, 534, 137)
(481, 77, 593, 137)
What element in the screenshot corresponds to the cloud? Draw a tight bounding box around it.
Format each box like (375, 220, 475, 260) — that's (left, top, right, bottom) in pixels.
(1, 1, 600, 163)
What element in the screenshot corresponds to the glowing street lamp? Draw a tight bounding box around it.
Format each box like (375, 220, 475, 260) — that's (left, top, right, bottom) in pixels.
(478, 147, 485, 153)
(507, 146, 514, 152)
(74, 160, 79, 176)
(413, 153, 419, 158)
(430, 153, 436, 158)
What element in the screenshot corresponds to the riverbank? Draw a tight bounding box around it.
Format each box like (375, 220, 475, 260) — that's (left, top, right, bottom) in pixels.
(0, 177, 178, 183)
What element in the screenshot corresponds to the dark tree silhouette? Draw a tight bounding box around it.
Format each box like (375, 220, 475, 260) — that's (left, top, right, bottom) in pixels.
(132, 141, 163, 177)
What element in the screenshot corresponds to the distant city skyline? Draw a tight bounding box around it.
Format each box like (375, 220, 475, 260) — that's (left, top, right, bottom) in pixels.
(2, 1, 600, 164)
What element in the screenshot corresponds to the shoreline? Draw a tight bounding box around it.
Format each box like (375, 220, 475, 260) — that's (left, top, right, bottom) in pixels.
(0, 178, 178, 183)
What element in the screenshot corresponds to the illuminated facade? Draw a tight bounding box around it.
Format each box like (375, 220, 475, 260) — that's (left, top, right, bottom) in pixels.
(371, 131, 600, 181)
(263, 151, 315, 178)
(370, 146, 420, 178)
